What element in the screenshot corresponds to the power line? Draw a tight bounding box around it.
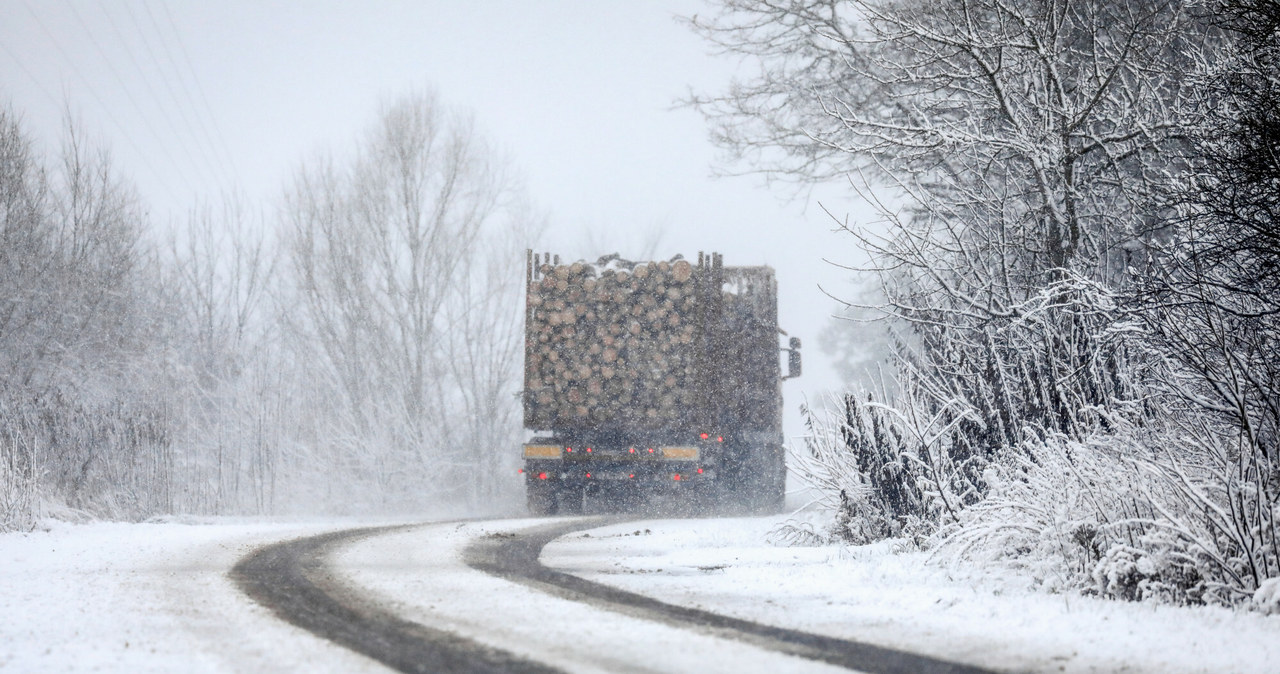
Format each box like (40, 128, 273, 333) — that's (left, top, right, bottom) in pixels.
(16, 1, 195, 202)
(64, 0, 224, 189)
(155, 0, 242, 184)
(121, 0, 227, 192)
(140, 0, 238, 189)
(0, 41, 66, 111)
(98, 1, 232, 190)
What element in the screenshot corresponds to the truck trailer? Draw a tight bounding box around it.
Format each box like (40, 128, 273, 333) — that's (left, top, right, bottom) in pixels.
(521, 250, 800, 515)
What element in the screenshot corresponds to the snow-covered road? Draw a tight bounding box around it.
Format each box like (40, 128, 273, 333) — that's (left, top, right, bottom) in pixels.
(3, 515, 1279, 672)
(334, 520, 858, 673)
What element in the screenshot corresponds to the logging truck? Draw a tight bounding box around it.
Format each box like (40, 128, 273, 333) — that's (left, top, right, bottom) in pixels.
(521, 250, 801, 515)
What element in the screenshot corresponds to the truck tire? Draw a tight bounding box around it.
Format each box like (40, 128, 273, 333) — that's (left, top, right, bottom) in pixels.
(527, 483, 556, 516)
(556, 485, 584, 515)
(759, 458, 786, 515)
(746, 444, 787, 515)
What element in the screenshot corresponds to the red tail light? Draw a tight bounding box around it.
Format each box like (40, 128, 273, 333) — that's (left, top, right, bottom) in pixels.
(674, 474, 682, 481)
(586, 472, 592, 479)
(717, 436, 723, 443)
(628, 473, 635, 479)
(697, 468, 703, 474)
(700, 432, 709, 440)
(566, 447, 574, 453)
(538, 472, 548, 480)
(518, 468, 524, 474)
(628, 447, 636, 454)
(647, 448, 655, 454)
(586, 447, 592, 453)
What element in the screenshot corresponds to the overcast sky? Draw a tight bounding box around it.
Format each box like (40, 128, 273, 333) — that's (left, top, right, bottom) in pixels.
(2, 0, 881, 438)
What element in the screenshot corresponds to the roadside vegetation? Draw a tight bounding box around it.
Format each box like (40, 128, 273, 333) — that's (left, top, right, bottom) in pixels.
(689, 0, 1279, 610)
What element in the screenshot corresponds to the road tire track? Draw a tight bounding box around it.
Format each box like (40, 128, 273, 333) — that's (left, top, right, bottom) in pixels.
(464, 519, 997, 674)
(232, 519, 998, 674)
(230, 525, 562, 674)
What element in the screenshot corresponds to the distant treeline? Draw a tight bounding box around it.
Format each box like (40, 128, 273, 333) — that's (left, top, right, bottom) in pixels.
(0, 91, 539, 530)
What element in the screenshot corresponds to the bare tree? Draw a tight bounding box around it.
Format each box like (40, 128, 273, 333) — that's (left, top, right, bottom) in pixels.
(0, 108, 49, 529)
(164, 195, 282, 514)
(434, 202, 543, 506)
(283, 91, 538, 511)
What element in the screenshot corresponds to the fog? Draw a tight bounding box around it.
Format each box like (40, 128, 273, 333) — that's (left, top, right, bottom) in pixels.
(5, 0, 1277, 629)
(0, 2, 877, 525)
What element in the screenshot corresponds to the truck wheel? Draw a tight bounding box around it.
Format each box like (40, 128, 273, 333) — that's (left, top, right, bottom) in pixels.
(760, 467, 786, 514)
(747, 445, 787, 515)
(556, 485, 585, 515)
(527, 484, 556, 516)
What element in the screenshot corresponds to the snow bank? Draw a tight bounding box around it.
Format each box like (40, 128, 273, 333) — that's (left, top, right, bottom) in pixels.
(1254, 578, 1280, 616)
(543, 516, 1280, 673)
(0, 518, 381, 672)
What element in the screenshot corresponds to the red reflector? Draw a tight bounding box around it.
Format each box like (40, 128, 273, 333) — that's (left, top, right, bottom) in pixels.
(566, 447, 573, 453)
(586, 447, 592, 453)
(518, 468, 524, 474)
(717, 436, 723, 443)
(538, 472, 548, 480)
(700, 432, 709, 440)
(586, 472, 592, 479)
(628, 473, 635, 479)
(648, 448, 655, 453)
(629, 447, 635, 454)
(674, 474, 682, 481)
(697, 468, 703, 474)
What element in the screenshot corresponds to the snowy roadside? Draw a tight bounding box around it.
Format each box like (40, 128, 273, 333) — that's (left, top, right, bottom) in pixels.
(542, 515, 1280, 674)
(0, 518, 386, 672)
(6, 514, 1276, 673)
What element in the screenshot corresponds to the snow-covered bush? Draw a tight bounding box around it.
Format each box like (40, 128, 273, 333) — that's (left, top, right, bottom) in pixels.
(0, 416, 38, 531)
(788, 383, 996, 547)
(933, 434, 1118, 592)
(778, 398, 889, 546)
(1254, 578, 1280, 615)
(936, 421, 1278, 606)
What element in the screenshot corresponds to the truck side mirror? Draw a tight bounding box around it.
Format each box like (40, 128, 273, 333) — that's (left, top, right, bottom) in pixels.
(784, 337, 801, 379)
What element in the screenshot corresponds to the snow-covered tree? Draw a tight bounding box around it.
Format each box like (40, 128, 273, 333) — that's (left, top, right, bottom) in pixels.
(1132, 0, 1280, 600)
(691, 0, 1279, 605)
(690, 0, 1207, 515)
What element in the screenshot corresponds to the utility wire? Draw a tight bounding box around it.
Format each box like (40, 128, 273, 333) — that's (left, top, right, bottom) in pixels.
(100, 4, 217, 186)
(64, 0, 223, 189)
(121, 0, 225, 191)
(156, 0, 242, 185)
(16, 1, 195, 201)
(0, 41, 66, 113)
(140, 0, 238, 188)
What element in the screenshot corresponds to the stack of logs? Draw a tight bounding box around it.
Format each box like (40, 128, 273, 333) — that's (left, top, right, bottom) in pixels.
(525, 257, 707, 429)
